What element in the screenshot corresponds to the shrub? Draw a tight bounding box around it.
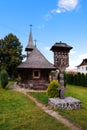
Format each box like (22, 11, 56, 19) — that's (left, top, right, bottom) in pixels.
(66, 72, 87, 87)
(0, 69, 8, 89)
(46, 80, 60, 98)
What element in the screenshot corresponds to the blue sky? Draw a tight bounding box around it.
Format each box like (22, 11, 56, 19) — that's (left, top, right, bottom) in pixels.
(0, 0, 87, 70)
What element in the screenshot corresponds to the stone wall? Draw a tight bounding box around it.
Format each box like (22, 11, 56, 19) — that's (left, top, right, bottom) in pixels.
(48, 97, 81, 110)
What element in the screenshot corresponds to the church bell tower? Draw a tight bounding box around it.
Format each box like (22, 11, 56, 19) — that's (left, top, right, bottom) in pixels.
(25, 25, 35, 58)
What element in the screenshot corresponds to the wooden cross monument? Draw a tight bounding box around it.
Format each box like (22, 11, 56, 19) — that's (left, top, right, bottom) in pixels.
(51, 41, 72, 99)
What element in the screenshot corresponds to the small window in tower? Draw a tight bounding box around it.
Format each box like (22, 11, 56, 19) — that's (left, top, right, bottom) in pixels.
(33, 70, 40, 79)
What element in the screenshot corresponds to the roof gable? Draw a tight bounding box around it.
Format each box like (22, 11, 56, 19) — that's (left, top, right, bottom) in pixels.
(18, 47, 56, 69)
(78, 58, 87, 67)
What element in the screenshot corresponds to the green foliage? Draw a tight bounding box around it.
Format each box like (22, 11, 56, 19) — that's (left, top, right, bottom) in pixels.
(64, 72, 67, 86)
(17, 75, 21, 83)
(0, 70, 8, 88)
(66, 73, 74, 84)
(81, 73, 86, 87)
(46, 80, 60, 98)
(0, 33, 25, 78)
(86, 74, 87, 87)
(76, 73, 82, 86)
(73, 74, 78, 85)
(66, 72, 87, 87)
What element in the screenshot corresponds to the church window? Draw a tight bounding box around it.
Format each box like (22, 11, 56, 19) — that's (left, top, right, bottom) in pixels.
(33, 70, 40, 79)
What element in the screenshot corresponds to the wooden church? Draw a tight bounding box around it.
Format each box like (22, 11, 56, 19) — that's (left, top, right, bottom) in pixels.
(17, 26, 56, 89)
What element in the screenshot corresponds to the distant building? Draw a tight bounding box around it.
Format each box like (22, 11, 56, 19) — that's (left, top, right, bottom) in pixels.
(77, 58, 87, 74)
(17, 26, 56, 89)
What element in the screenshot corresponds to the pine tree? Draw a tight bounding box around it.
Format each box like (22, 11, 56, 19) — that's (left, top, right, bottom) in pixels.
(0, 33, 25, 78)
(0, 69, 8, 88)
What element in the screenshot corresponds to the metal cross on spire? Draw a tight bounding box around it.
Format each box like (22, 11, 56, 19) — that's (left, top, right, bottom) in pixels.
(30, 24, 32, 28)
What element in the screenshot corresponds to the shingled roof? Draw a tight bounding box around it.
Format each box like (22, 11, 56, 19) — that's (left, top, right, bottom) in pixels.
(50, 41, 72, 51)
(17, 47, 56, 69)
(77, 58, 87, 67)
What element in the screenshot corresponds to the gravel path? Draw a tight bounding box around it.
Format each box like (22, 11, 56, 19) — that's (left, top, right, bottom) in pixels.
(10, 83, 82, 130)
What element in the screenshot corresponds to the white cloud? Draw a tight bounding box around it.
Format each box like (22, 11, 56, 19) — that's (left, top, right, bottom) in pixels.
(56, 9, 62, 13)
(58, 0, 78, 11)
(44, 0, 79, 21)
(44, 12, 52, 21)
(55, 0, 79, 14)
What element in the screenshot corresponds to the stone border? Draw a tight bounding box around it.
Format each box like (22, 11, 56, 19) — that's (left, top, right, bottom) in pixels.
(48, 97, 81, 110)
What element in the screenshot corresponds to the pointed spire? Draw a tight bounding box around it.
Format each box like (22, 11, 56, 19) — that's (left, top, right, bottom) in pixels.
(34, 39, 37, 48)
(25, 25, 35, 51)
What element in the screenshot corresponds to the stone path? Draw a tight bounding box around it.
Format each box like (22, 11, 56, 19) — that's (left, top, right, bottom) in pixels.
(10, 83, 82, 130)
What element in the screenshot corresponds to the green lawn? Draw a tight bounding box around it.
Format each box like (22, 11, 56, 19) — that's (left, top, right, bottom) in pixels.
(29, 85, 87, 130)
(0, 89, 70, 130)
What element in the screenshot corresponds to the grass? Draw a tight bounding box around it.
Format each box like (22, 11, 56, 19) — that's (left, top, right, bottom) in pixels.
(0, 89, 70, 130)
(29, 92, 49, 105)
(29, 85, 87, 130)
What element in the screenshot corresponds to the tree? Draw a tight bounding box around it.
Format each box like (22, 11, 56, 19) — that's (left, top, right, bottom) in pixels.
(77, 73, 82, 86)
(81, 73, 85, 87)
(85, 74, 87, 87)
(66, 72, 87, 87)
(0, 69, 8, 88)
(0, 33, 25, 78)
(66, 73, 74, 85)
